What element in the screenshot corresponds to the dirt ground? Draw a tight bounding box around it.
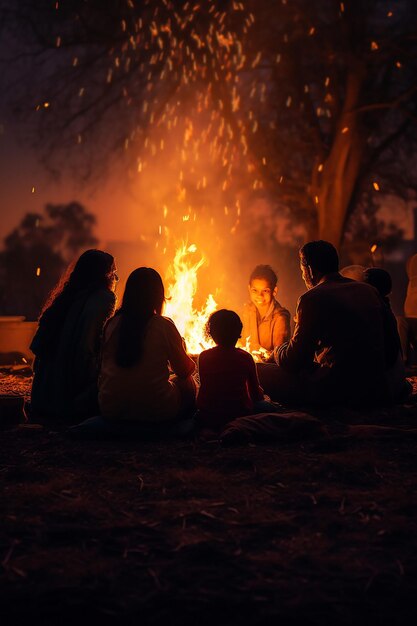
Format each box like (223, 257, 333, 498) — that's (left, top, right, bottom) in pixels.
(1, 374, 417, 625)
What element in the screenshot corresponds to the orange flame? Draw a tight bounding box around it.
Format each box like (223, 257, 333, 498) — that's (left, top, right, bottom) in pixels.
(164, 243, 217, 354)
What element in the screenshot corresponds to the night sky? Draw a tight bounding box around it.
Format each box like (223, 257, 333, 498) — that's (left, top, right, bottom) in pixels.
(0, 116, 147, 244)
(0, 0, 416, 314)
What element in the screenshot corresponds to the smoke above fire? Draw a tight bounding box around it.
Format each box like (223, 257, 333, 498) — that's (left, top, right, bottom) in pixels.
(3, 1, 309, 318)
(108, 107, 306, 322)
(106, 133, 306, 333)
(88, 4, 308, 314)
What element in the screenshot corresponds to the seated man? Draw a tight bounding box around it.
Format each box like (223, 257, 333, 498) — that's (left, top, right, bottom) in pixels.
(258, 241, 405, 406)
(241, 264, 291, 361)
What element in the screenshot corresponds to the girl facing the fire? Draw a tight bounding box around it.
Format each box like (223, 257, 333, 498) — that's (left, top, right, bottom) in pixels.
(96, 267, 196, 434)
(241, 264, 291, 360)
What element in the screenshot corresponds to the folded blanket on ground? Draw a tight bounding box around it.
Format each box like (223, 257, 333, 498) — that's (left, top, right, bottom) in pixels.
(348, 424, 417, 439)
(220, 412, 326, 443)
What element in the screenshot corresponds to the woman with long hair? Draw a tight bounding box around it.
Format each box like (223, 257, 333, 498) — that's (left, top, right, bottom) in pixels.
(30, 249, 117, 420)
(95, 267, 195, 433)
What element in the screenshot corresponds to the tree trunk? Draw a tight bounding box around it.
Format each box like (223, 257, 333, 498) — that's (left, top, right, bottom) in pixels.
(316, 64, 366, 248)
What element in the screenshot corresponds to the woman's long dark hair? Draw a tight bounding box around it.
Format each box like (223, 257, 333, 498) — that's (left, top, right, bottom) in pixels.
(115, 267, 165, 368)
(39, 249, 115, 327)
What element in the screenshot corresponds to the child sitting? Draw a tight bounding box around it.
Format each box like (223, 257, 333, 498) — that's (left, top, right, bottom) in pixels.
(363, 267, 392, 307)
(197, 309, 276, 432)
(241, 264, 290, 361)
(363, 267, 411, 402)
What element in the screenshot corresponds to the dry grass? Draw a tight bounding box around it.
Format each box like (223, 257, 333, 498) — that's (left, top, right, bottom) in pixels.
(1, 378, 417, 624)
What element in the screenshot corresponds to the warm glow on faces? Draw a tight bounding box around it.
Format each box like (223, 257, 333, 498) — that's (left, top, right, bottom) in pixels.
(109, 264, 119, 291)
(249, 278, 277, 313)
(300, 259, 314, 290)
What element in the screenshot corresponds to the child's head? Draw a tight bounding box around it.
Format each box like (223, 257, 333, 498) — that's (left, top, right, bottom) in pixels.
(206, 309, 243, 348)
(248, 265, 278, 311)
(363, 267, 392, 298)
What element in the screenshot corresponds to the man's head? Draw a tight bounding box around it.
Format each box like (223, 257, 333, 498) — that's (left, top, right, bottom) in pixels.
(299, 241, 339, 289)
(248, 265, 278, 313)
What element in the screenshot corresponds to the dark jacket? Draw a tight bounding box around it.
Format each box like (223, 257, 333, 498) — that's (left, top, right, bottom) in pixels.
(30, 288, 115, 420)
(276, 274, 389, 404)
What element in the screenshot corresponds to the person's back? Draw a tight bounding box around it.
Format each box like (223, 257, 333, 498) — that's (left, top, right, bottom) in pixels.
(198, 345, 262, 428)
(197, 309, 264, 430)
(99, 313, 194, 421)
(70, 267, 196, 439)
(284, 275, 386, 389)
(271, 241, 388, 406)
(54, 287, 115, 411)
(363, 267, 411, 402)
(30, 250, 117, 420)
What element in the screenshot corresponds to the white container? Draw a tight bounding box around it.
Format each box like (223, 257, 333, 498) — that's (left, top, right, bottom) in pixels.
(0, 317, 37, 361)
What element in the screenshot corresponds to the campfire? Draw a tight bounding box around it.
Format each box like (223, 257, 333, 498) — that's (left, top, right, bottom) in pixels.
(164, 243, 217, 355)
(164, 243, 264, 361)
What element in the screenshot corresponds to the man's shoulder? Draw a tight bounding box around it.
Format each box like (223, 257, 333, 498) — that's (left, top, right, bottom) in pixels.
(297, 285, 321, 307)
(326, 277, 381, 299)
(299, 277, 381, 305)
(296, 280, 338, 311)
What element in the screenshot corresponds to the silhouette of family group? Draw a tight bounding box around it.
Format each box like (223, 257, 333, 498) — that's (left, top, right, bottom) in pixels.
(29, 240, 412, 438)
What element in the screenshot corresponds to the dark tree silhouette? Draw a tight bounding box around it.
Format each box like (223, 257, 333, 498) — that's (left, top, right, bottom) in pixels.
(0, 202, 98, 320)
(1, 0, 417, 247)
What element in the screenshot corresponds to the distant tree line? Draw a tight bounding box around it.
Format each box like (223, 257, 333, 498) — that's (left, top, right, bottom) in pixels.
(1, 0, 416, 250)
(0, 202, 98, 320)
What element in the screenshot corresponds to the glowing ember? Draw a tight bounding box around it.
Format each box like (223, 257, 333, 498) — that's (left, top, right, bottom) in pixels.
(164, 243, 217, 354)
(248, 345, 269, 363)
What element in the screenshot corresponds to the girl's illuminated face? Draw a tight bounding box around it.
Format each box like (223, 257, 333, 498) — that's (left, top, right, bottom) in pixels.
(249, 278, 276, 312)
